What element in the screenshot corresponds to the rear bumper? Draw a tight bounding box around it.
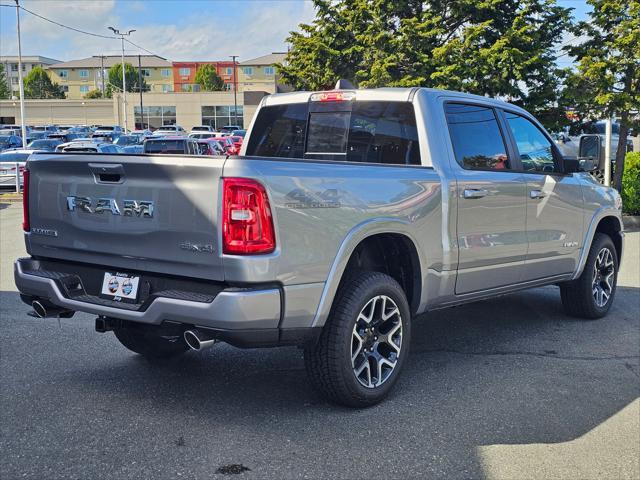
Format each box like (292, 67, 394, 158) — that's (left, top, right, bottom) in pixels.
(14, 257, 280, 330)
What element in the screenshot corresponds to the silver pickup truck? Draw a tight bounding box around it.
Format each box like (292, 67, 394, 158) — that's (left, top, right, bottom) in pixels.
(15, 86, 624, 407)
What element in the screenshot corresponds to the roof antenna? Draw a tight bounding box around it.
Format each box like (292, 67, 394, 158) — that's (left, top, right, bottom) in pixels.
(334, 79, 355, 90)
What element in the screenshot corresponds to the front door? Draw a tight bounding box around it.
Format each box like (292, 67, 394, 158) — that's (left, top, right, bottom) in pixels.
(501, 111, 584, 280)
(445, 102, 528, 294)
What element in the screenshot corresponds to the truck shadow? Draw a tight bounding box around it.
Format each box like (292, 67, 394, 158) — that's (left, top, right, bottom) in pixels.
(1, 285, 638, 478)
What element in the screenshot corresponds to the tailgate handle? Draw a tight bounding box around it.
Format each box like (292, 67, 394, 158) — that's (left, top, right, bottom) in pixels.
(89, 163, 125, 184)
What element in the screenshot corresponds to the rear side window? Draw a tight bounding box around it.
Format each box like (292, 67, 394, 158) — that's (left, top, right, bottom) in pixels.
(246, 101, 420, 165)
(445, 103, 510, 170)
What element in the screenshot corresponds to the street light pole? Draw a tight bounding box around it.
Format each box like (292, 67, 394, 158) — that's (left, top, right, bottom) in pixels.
(108, 27, 136, 132)
(230, 55, 238, 127)
(14, 0, 27, 148)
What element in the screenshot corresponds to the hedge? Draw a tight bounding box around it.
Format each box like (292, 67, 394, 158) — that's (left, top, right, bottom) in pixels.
(622, 152, 640, 215)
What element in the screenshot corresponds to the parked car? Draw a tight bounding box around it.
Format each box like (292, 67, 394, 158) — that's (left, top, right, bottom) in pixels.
(46, 132, 84, 143)
(143, 136, 199, 154)
(188, 132, 220, 140)
(0, 128, 25, 138)
(210, 136, 237, 154)
(91, 133, 118, 143)
(131, 129, 153, 138)
(56, 125, 76, 133)
(0, 149, 35, 188)
(152, 125, 187, 136)
(229, 135, 244, 152)
(190, 125, 214, 133)
(219, 125, 242, 134)
(26, 139, 63, 152)
(25, 131, 47, 143)
(114, 135, 144, 154)
(56, 140, 120, 153)
(30, 125, 58, 134)
(0, 135, 24, 152)
(196, 139, 226, 155)
(69, 126, 91, 136)
(15, 85, 624, 408)
(231, 129, 246, 138)
(92, 125, 123, 138)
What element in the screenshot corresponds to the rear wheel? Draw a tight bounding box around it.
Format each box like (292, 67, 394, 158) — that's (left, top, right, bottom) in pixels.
(113, 324, 188, 359)
(304, 272, 411, 407)
(560, 233, 618, 319)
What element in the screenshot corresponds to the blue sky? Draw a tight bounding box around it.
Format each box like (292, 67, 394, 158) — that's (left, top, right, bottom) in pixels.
(0, 0, 590, 63)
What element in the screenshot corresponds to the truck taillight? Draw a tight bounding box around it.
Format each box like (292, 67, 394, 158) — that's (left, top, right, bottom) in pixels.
(222, 178, 275, 255)
(22, 169, 30, 232)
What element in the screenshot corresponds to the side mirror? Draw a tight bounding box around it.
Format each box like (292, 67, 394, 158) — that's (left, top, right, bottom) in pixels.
(578, 134, 602, 171)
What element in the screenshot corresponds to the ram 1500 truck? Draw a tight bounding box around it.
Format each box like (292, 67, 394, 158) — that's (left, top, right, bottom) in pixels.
(15, 86, 624, 407)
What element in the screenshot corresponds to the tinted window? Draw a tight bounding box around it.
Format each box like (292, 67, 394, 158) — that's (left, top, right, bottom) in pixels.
(504, 112, 557, 172)
(144, 140, 186, 154)
(445, 103, 510, 170)
(246, 103, 308, 158)
(246, 101, 420, 165)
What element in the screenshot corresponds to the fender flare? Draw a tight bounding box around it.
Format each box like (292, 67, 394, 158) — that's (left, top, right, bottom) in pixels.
(311, 218, 426, 328)
(572, 207, 624, 280)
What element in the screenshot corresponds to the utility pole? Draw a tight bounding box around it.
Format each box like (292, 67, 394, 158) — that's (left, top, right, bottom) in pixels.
(14, 0, 27, 148)
(230, 55, 238, 126)
(604, 117, 613, 187)
(93, 55, 107, 97)
(138, 54, 144, 129)
(108, 26, 136, 132)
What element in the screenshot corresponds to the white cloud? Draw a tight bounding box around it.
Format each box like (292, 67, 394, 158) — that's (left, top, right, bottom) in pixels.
(1, 0, 316, 62)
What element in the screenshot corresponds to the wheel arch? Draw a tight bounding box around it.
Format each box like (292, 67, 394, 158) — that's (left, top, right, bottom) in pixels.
(573, 210, 624, 280)
(311, 219, 425, 328)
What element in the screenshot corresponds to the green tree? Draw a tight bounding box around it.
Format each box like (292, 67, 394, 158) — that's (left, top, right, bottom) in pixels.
(195, 64, 225, 91)
(84, 89, 103, 99)
(106, 63, 147, 96)
(563, 0, 639, 191)
(23, 66, 65, 99)
(278, 0, 570, 130)
(0, 64, 10, 99)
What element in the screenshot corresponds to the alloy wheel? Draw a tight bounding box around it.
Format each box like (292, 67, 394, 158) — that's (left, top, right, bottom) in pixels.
(592, 247, 615, 308)
(351, 295, 403, 388)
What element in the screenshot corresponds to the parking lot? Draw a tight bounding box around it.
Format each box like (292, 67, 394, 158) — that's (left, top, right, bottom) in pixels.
(0, 201, 638, 479)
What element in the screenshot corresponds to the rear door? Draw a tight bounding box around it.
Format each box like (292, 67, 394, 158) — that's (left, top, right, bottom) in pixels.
(445, 102, 527, 294)
(26, 154, 226, 281)
(501, 111, 584, 279)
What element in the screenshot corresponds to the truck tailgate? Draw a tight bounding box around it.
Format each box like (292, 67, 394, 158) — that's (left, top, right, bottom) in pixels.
(26, 153, 226, 281)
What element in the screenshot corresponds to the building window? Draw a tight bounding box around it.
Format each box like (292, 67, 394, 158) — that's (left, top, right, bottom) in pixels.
(141, 68, 151, 77)
(62, 86, 69, 92)
(201, 105, 244, 130)
(224, 83, 233, 91)
(161, 68, 171, 77)
(162, 84, 171, 93)
(11, 64, 18, 72)
(79, 69, 89, 78)
(181, 83, 192, 92)
(179, 67, 190, 76)
(264, 66, 275, 75)
(80, 86, 89, 93)
(134, 105, 177, 130)
(11, 77, 18, 85)
(59, 70, 68, 79)
(225, 67, 233, 75)
(242, 67, 253, 75)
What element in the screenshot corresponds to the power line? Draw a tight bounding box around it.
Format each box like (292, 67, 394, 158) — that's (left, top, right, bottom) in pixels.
(17, 5, 117, 40)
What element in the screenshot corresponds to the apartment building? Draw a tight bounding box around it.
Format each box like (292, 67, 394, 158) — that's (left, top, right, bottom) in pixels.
(172, 61, 237, 92)
(238, 52, 290, 94)
(1, 56, 61, 97)
(46, 55, 173, 99)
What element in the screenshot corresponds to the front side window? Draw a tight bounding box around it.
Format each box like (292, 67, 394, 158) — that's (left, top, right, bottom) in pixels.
(445, 103, 510, 170)
(246, 101, 421, 165)
(504, 112, 557, 172)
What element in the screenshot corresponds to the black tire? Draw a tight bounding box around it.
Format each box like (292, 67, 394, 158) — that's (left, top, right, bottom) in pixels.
(304, 271, 411, 407)
(560, 233, 619, 319)
(113, 325, 189, 359)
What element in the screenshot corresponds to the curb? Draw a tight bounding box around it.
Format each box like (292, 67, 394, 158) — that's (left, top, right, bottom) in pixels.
(623, 215, 640, 232)
(0, 194, 23, 204)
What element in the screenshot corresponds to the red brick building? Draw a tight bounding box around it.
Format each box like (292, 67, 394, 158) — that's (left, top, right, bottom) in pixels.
(172, 61, 237, 92)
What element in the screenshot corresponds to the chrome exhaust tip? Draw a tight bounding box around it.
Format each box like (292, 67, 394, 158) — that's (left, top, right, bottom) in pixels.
(31, 300, 74, 319)
(183, 329, 217, 352)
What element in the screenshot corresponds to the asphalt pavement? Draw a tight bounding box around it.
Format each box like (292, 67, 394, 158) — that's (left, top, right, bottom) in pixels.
(1, 202, 638, 479)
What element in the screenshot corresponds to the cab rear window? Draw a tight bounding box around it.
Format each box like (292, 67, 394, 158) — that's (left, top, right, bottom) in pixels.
(246, 101, 421, 165)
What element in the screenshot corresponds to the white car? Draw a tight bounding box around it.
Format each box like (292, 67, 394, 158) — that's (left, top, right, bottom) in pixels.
(0, 149, 39, 188)
(55, 141, 120, 153)
(152, 125, 186, 136)
(190, 125, 214, 134)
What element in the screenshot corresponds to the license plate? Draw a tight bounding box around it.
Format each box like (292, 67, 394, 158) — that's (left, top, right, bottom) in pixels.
(100, 272, 140, 302)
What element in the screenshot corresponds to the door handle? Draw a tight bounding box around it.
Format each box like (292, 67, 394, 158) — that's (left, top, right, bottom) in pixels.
(463, 189, 489, 199)
(529, 190, 547, 199)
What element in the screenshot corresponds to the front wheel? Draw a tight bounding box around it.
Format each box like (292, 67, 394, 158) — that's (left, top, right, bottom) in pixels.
(304, 272, 411, 407)
(560, 233, 619, 319)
